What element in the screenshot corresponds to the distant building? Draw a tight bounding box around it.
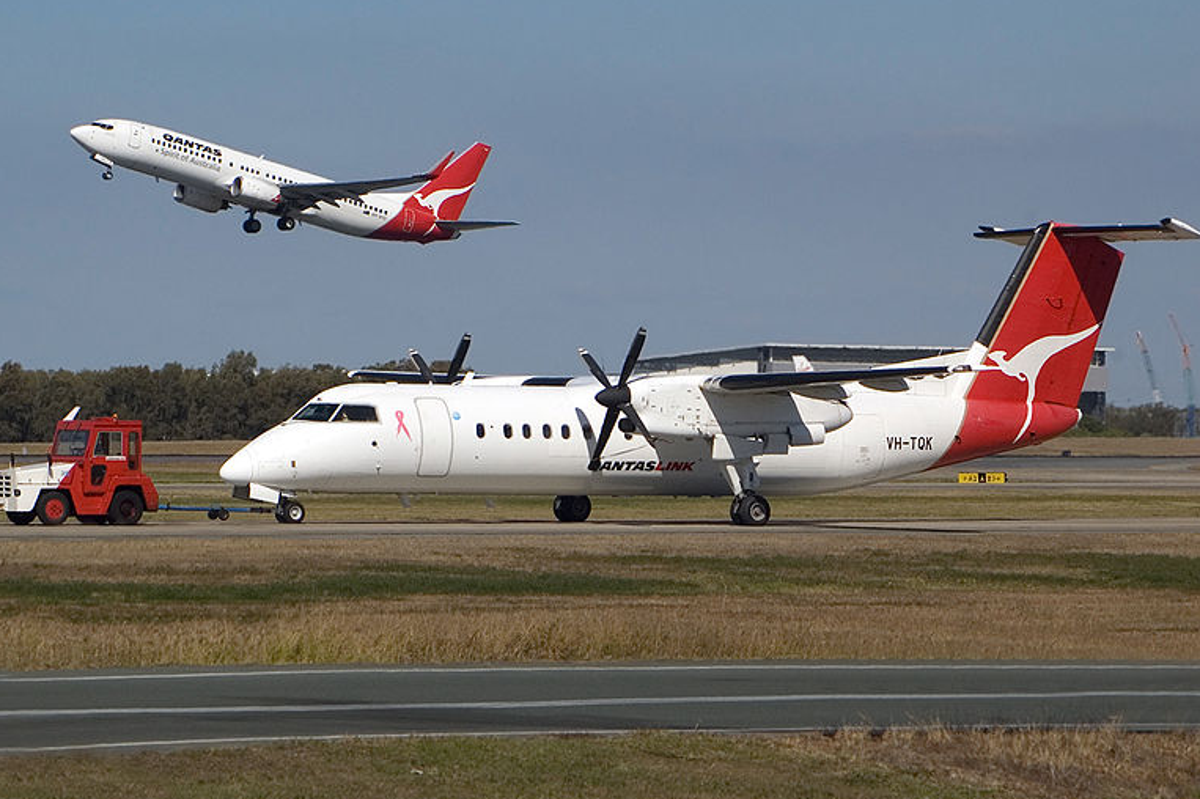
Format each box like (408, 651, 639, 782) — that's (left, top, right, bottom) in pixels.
(638, 343, 1110, 420)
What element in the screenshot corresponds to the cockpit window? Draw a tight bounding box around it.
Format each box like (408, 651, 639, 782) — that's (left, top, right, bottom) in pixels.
(292, 403, 339, 422)
(333, 404, 379, 422)
(90, 121, 114, 130)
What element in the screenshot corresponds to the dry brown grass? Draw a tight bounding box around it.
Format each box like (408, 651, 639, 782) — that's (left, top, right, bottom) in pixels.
(1, 531, 1199, 669)
(1, 730, 1197, 798)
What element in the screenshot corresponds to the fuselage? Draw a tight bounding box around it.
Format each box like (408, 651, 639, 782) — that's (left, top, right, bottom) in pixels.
(68, 118, 460, 242)
(219, 361, 976, 499)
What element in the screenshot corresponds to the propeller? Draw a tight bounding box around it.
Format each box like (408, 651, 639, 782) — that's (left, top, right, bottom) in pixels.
(408, 334, 472, 383)
(578, 327, 656, 471)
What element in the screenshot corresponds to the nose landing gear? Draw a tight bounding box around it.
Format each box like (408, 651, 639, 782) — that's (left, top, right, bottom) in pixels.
(101, 170, 113, 181)
(274, 499, 305, 524)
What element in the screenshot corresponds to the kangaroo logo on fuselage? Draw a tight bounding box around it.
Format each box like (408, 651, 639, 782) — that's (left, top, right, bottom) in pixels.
(983, 324, 1099, 442)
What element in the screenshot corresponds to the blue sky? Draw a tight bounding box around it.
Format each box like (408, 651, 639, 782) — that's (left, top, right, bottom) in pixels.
(3, 1, 1200, 405)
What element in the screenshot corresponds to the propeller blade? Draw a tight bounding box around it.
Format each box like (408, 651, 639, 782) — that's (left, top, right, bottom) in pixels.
(620, 404, 657, 444)
(446, 334, 472, 381)
(588, 407, 620, 471)
(578, 348, 613, 389)
(618, 327, 647, 385)
(408, 349, 434, 383)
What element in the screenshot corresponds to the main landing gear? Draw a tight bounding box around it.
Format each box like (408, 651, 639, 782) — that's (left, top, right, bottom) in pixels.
(730, 491, 770, 526)
(243, 211, 262, 234)
(276, 216, 296, 231)
(274, 498, 305, 524)
(553, 495, 592, 522)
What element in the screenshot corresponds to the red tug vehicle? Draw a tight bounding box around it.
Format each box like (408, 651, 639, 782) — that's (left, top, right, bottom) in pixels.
(1, 412, 159, 526)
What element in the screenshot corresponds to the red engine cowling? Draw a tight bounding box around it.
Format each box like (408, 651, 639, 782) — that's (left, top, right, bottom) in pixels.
(173, 183, 227, 213)
(228, 175, 281, 209)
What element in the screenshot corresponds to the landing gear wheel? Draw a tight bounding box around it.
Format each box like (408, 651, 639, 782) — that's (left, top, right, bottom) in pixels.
(101, 170, 113, 181)
(243, 217, 262, 234)
(275, 499, 305, 524)
(35, 491, 70, 526)
(6, 512, 35, 526)
(553, 495, 592, 522)
(108, 490, 145, 525)
(276, 216, 296, 231)
(730, 492, 770, 526)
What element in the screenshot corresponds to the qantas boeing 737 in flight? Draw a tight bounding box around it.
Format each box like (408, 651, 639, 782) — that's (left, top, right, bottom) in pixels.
(218, 218, 1199, 525)
(69, 119, 516, 242)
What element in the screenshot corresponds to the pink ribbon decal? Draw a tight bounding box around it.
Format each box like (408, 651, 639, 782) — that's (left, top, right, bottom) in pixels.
(395, 410, 412, 440)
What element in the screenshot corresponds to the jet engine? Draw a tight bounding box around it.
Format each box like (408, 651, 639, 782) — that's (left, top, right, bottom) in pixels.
(173, 184, 227, 213)
(228, 175, 281, 209)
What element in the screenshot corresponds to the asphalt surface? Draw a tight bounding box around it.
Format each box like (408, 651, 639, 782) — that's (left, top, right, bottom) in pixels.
(2, 662, 1199, 753)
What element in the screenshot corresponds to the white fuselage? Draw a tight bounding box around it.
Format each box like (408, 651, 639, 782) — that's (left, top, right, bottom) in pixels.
(69, 119, 411, 238)
(219, 361, 973, 498)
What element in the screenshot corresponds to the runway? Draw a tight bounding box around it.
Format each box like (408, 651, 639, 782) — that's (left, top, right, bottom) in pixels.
(2, 662, 1199, 753)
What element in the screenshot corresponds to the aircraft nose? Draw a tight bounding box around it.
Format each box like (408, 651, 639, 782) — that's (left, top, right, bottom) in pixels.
(69, 125, 91, 150)
(219, 448, 255, 485)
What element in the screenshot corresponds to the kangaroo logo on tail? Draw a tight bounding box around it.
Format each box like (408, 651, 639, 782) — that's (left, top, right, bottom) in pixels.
(983, 324, 1099, 442)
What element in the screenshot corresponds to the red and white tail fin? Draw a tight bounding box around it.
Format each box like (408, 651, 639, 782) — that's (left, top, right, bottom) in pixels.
(412, 142, 492, 221)
(938, 218, 1198, 464)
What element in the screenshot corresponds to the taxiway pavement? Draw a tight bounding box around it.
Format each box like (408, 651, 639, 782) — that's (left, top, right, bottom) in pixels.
(2, 662, 1199, 753)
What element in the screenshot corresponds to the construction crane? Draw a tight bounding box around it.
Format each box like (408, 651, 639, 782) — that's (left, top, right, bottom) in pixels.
(1134, 331, 1164, 405)
(1168, 313, 1197, 437)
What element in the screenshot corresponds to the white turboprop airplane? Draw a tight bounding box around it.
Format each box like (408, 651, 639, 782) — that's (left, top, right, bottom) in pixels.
(68, 119, 516, 242)
(219, 218, 1199, 524)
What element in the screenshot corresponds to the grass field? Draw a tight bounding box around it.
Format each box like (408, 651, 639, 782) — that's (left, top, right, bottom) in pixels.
(2, 730, 1197, 799)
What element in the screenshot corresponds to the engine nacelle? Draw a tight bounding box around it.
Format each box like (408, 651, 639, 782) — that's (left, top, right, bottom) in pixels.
(228, 175, 281, 209)
(173, 183, 227, 213)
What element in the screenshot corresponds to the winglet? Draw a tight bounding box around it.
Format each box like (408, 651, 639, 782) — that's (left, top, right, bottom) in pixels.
(427, 150, 455, 179)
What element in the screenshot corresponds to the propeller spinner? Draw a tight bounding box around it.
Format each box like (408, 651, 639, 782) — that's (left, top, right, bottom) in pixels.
(578, 327, 657, 471)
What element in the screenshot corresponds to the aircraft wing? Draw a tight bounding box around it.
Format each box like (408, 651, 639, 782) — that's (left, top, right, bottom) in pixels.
(435, 220, 520, 232)
(700, 364, 968, 395)
(347, 369, 454, 383)
(280, 174, 435, 209)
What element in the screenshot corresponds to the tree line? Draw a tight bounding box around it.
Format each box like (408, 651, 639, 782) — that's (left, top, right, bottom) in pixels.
(0, 352, 350, 441)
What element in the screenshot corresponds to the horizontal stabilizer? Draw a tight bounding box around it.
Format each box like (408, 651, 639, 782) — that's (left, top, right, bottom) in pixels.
(435, 220, 520, 232)
(976, 217, 1200, 245)
(702, 364, 970, 395)
(281, 173, 435, 209)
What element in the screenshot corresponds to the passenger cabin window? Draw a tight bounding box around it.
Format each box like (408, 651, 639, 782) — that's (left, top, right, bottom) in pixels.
(476, 423, 485, 438)
(503, 424, 513, 439)
(542, 424, 552, 439)
(333, 405, 379, 422)
(522, 424, 531, 439)
(561, 424, 571, 439)
(292, 403, 338, 422)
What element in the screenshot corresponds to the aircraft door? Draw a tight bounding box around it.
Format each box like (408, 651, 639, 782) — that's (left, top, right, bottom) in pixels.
(402, 208, 416, 233)
(127, 123, 143, 149)
(415, 397, 453, 477)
